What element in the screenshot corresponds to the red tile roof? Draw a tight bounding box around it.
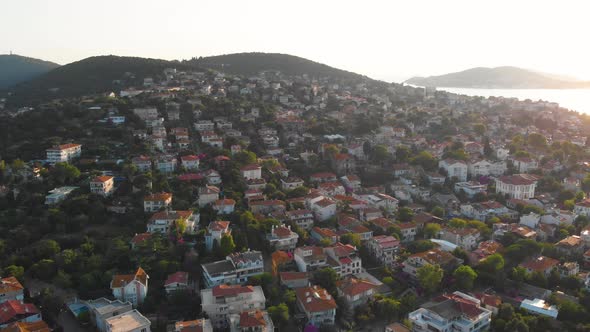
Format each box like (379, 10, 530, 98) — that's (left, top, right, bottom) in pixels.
(144, 192, 172, 202)
(131, 233, 152, 244)
(208, 221, 230, 231)
(239, 310, 267, 328)
(337, 277, 378, 297)
(92, 175, 113, 183)
(211, 284, 254, 297)
(280, 271, 308, 281)
(175, 319, 208, 332)
(165, 271, 189, 286)
(296, 285, 337, 313)
(0, 277, 24, 295)
(520, 256, 559, 272)
(0, 301, 40, 324)
(111, 267, 148, 288)
(1, 321, 51, 332)
(181, 155, 200, 161)
(497, 174, 538, 186)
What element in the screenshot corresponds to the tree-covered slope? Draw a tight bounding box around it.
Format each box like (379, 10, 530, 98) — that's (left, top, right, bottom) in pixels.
(0, 54, 60, 88)
(5, 55, 197, 106)
(191, 52, 367, 80)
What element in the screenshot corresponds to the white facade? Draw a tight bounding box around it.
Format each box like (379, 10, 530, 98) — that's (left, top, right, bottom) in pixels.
(46, 143, 82, 164)
(495, 174, 537, 199)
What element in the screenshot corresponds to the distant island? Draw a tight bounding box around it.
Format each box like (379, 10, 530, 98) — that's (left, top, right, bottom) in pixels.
(406, 66, 590, 89)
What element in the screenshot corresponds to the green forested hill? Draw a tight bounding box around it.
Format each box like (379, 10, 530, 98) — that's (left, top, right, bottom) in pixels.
(0, 54, 60, 88)
(191, 52, 367, 80)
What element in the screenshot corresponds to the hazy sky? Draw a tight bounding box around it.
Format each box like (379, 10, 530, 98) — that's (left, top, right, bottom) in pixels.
(3, 0, 589, 82)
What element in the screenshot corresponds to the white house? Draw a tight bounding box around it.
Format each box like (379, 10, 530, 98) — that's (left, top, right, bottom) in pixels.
(240, 164, 262, 180)
(409, 292, 491, 332)
(267, 225, 299, 252)
(143, 192, 173, 212)
(205, 221, 231, 252)
(213, 199, 236, 214)
(181, 155, 200, 171)
(90, 176, 115, 197)
(295, 285, 337, 326)
(439, 159, 468, 182)
(110, 267, 149, 307)
(46, 143, 82, 164)
(495, 174, 537, 199)
(201, 285, 266, 329)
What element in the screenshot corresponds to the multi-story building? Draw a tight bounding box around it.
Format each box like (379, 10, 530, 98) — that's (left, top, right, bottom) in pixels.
(240, 164, 262, 180)
(366, 235, 400, 269)
(46, 143, 82, 164)
(0, 277, 24, 304)
(132, 155, 152, 172)
(180, 155, 200, 171)
(201, 285, 266, 329)
(90, 176, 115, 197)
(324, 243, 362, 277)
(295, 285, 337, 326)
(205, 221, 231, 252)
(495, 174, 538, 199)
(198, 185, 220, 207)
(267, 225, 299, 252)
(439, 227, 480, 250)
(286, 209, 314, 230)
(408, 292, 492, 332)
(155, 155, 177, 174)
(85, 298, 133, 332)
(110, 268, 149, 307)
(201, 251, 264, 288)
(105, 309, 151, 332)
(453, 181, 487, 198)
(143, 192, 172, 212)
(147, 210, 198, 234)
(336, 277, 379, 308)
(294, 246, 328, 272)
(439, 159, 468, 182)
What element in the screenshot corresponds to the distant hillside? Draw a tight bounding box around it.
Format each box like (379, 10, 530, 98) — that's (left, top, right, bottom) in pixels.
(0, 54, 60, 88)
(406, 66, 590, 89)
(6, 55, 198, 106)
(190, 52, 367, 80)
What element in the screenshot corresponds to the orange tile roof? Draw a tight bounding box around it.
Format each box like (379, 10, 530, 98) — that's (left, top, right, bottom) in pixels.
(111, 267, 148, 288)
(212, 284, 254, 297)
(92, 175, 113, 183)
(1, 321, 51, 332)
(337, 277, 378, 297)
(208, 221, 230, 231)
(150, 210, 192, 221)
(280, 271, 308, 281)
(175, 319, 207, 332)
(296, 285, 337, 313)
(520, 256, 559, 272)
(0, 277, 24, 295)
(144, 192, 172, 201)
(239, 310, 266, 328)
